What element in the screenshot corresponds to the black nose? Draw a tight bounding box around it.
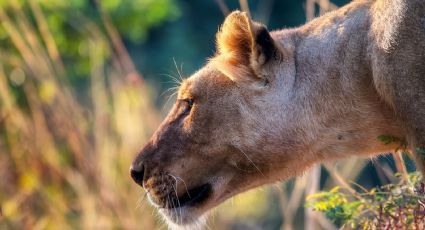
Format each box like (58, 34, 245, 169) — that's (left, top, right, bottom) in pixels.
(130, 164, 145, 187)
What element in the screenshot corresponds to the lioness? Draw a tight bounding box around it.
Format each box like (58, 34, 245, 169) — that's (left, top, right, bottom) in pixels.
(131, 0, 425, 228)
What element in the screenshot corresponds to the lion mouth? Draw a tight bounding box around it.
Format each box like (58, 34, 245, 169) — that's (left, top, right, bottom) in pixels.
(167, 183, 212, 209)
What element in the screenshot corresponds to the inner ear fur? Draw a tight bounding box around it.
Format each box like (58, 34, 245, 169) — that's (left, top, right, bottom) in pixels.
(214, 11, 279, 84)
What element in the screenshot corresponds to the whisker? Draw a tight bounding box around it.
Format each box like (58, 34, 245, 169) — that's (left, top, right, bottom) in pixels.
(159, 73, 182, 86)
(172, 180, 183, 224)
(204, 216, 212, 230)
(162, 90, 178, 111)
(160, 85, 180, 98)
(136, 192, 148, 210)
(233, 161, 251, 173)
(165, 195, 177, 227)
(180, 63, 184, 80)
(168, 173, 191, 198)
(234, 146, 264, 176)
(173, 57, 184, 82)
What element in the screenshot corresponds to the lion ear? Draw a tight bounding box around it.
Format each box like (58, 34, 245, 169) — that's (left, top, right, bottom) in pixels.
(215, 11, 278, 84)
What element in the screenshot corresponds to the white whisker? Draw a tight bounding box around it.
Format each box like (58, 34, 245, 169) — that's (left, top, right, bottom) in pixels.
(168, 173, 191, 198)
(159, 73, 183, 86)
(173, 58, 185, 82)
(235, 145, 264, 176)
(136, 192, 148, 210)
(163, 91, 179, 111)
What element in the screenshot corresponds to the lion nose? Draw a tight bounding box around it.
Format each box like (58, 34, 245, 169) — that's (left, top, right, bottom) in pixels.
(130, 163, 145, 187)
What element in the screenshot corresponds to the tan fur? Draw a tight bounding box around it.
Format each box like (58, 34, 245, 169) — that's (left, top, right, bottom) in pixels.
(132, 0, 425, 227)
(214, 11, 278, 85)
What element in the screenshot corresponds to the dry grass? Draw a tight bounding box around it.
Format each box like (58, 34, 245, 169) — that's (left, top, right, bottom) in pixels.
(0, 1, 160, 229)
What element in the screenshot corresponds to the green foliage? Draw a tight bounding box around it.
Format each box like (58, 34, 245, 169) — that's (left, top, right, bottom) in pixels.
(377, 135, 408, 152)
(378, 135, 402, 145)
(306, 173, 425, 229)
(416, 148, 425, 158)
(102, 0, 180, 42)
(0, 0, 179, 82)
(306, 187, 363, 226)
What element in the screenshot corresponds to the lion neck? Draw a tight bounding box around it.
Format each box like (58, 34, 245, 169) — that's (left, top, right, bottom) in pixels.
(269, 1, 403, 164)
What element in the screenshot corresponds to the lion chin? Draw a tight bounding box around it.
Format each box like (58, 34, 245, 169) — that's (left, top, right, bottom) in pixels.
(159, 208, 208, 230)
(145, 191, 210, 230)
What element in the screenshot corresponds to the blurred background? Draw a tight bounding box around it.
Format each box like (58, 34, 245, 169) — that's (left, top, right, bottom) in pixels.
(0, 0, 418, 229)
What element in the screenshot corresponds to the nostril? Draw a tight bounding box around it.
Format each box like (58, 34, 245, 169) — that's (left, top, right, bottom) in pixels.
(130, 164, 145, 187)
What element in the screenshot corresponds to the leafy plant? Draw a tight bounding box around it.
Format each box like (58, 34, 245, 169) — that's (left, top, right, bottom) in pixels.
(377, 135, 408, 152)
(416, 148, 425, 158)
(306, 173, 425, 229)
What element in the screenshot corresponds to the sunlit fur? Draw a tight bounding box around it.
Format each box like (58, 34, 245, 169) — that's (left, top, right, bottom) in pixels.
(216, 11, 252, 66)
(132, 0, 425, 228)
(214, 11, 276, 85)
(161, 209, 207, 230)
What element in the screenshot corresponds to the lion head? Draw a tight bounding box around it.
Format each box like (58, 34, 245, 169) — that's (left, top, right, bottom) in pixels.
(130, 11, 305, 227)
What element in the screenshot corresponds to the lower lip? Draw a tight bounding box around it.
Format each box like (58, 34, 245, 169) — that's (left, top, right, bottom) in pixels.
(168, 183, 212, 209)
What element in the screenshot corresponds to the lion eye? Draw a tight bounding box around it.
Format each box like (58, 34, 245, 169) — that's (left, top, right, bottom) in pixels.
(183, 99, 194, 113)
